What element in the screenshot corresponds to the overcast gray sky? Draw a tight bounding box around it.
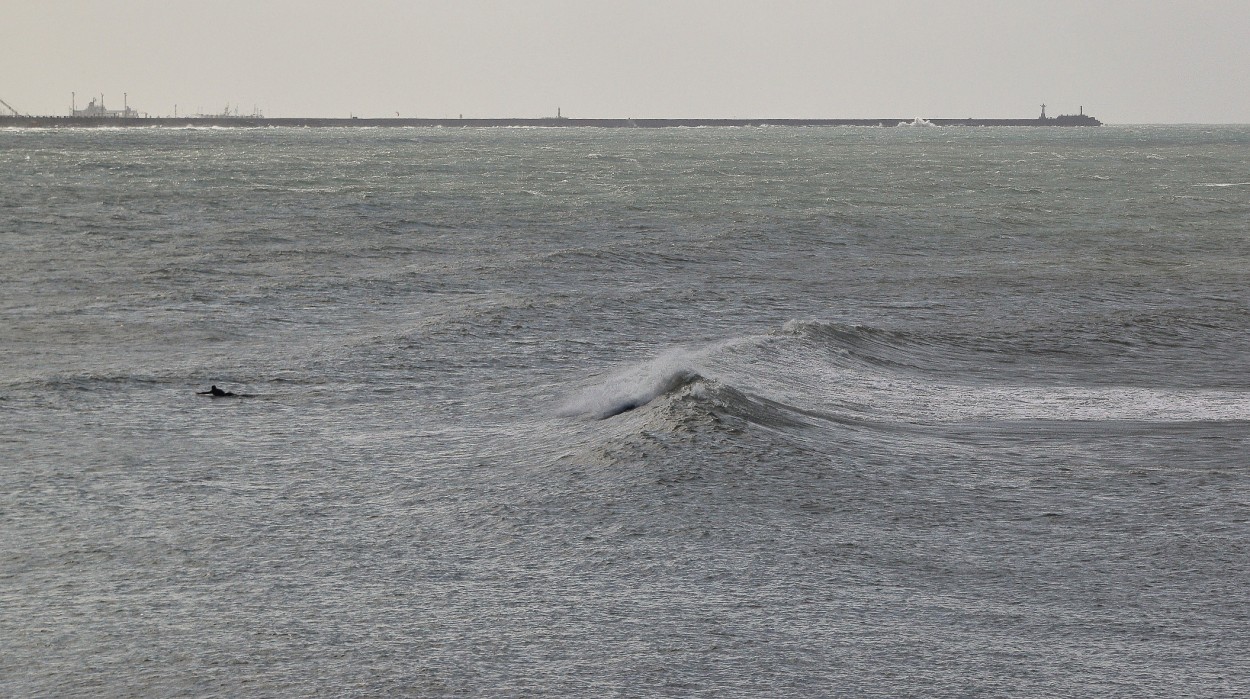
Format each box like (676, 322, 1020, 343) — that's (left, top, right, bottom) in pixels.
(4, 0, 1247, 123)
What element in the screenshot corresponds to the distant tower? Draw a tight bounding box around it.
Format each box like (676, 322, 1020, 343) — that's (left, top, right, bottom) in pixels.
(1040, 103, 1047, 119)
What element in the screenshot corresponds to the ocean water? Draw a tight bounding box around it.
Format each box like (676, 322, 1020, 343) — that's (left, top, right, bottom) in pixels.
(3, 124, 1249, 697)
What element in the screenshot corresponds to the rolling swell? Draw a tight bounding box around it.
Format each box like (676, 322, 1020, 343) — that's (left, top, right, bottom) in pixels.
(779, 311, 1250, 388)
(562, 319, 1250, 441)
(555, 338, 822, 431)
(555, 324, 936, 428)
(778, 319, 950, 372)
(556, 326, 908, 431)
(774, 319, 1250, 424)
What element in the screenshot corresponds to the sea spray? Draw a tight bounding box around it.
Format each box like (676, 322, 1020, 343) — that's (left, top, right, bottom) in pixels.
(556, 348, 705, 419)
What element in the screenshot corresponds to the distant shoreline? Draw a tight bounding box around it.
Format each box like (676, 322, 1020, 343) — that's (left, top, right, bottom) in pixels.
(0, 115, 1101, 128)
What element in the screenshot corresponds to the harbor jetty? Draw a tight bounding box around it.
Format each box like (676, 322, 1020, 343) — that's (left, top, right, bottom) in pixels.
(0, 100, 1101, 128)
(0, 115, 1102, 128)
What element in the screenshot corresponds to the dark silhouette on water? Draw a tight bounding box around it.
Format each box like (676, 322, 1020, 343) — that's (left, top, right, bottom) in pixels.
(197, 385, 236, 397)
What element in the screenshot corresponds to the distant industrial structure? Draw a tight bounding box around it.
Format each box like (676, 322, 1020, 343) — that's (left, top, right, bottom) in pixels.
(71, 93, 140, 118)
(0, 94, 1102, 127)
(1, 97, 26, 116)
(61, 93, 262, 119)
(192, 104, 265, 119)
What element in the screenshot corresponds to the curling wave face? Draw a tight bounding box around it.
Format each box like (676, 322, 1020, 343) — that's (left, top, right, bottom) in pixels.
(556, 348, 708, 419)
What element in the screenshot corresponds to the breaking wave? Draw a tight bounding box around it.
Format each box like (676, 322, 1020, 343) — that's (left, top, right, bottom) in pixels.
(556, 348, 707, 420)
(559, 319, 1250, 432)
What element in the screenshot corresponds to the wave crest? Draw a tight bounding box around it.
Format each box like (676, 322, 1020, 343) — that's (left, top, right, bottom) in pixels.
(557, 350, 705, 420)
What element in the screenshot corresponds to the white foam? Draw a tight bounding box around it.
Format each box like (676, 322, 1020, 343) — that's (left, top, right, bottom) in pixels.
(803, 368, 1250, 424)
(556, 348, 704, 419)
(922, 384, 1250, 423)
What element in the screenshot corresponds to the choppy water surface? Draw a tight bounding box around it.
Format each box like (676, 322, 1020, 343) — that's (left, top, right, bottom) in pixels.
(3, 125, 1249, 697)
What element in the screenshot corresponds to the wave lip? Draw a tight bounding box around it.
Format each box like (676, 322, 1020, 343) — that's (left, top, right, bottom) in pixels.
(557, 350, 704, 420)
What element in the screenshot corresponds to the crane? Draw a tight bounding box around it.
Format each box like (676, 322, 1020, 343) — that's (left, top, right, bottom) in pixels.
(0, 97, 24, 116)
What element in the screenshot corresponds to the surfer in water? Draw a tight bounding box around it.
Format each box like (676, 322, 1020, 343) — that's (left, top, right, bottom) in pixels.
(197, 385, 236, 397)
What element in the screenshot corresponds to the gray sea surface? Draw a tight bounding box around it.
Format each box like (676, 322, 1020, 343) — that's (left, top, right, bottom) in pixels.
(3, 124, 1249, 697)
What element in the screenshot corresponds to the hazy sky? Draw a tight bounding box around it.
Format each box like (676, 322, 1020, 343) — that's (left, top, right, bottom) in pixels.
(5, 0, 1248, 122)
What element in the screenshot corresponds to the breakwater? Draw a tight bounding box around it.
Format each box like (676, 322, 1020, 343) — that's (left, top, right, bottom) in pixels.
(1, 115, 1101, 128)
